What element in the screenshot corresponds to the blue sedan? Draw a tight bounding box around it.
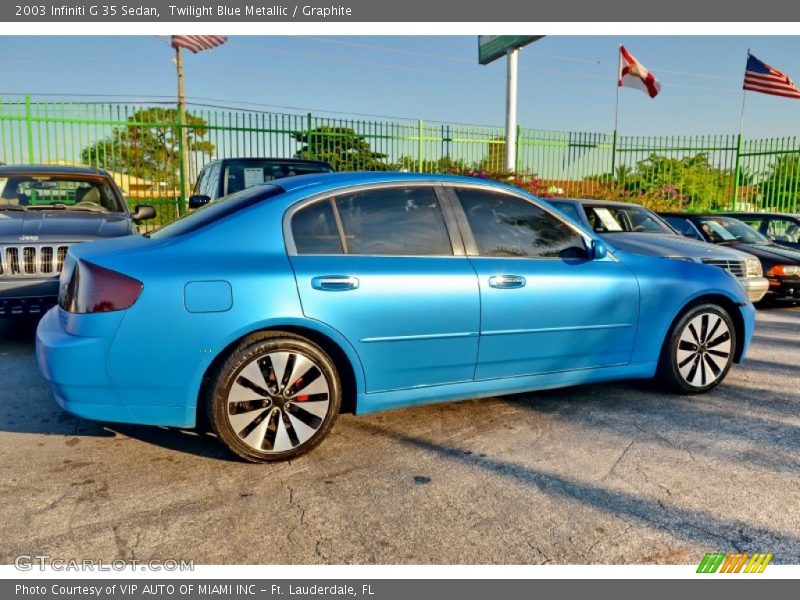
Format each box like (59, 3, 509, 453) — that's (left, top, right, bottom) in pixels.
(36, 173, 755, 462)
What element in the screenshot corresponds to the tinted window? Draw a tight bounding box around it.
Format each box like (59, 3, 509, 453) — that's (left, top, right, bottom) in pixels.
(551, 202, 582, 223)
(662, 216, 703, 240)
(583, 205, 673, 234)
(292, 200, 343, 255)
(205, 163, 221, 198)
(193, 166, 208, 195)
(456, 188, 585, 258)
(224, 161, 333, 195)
(766, 218, 800, 243)
(335, 187, 452, 256)
(695, 216, 768, 244)
(150, 184, 282, 239)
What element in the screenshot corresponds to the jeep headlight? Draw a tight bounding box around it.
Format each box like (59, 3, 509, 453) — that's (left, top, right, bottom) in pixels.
(746, 258, 763, 278)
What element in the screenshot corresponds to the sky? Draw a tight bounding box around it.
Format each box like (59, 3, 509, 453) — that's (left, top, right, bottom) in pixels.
(2, 35, 800, 138)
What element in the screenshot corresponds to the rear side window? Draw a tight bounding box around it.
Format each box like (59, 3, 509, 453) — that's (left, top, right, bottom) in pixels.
(291, 200, 343, 255)
(455, 188, 585, 258)
(335, 187, 453, 256)
(291, 186, 453, 256)
(150, 185, 283, 239)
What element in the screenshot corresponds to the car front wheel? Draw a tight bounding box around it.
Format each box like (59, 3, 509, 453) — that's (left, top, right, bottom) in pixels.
(207, 332, 341, 462)
(658, 303, 736, 394)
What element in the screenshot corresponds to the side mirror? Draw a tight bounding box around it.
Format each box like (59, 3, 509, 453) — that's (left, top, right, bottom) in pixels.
(188, 194, 211, 210)
(591, 239, 609, 260)
(131, 204, 156, 222)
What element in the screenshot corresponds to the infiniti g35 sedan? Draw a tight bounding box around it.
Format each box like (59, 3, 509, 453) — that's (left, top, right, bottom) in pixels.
(36, 173, 755, 462)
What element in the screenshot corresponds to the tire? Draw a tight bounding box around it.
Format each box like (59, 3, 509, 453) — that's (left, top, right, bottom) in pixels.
(206, 332, 341, 462)
(657, 303, 737, 394)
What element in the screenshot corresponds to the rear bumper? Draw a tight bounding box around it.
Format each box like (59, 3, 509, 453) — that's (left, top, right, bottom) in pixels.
(740, 276, 769, 303)
(0, 277, 58, 318)
(35, 307, 193, 427)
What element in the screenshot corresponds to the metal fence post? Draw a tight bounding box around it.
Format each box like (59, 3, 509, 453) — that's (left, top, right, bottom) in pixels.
(515, 124, 522, 173)
(306, 112, 313, 159)
(417, 119, 424, 173)
(25, 95, 35, 164)
(176, 108, 187, 217)
(732, 132, 743, 211)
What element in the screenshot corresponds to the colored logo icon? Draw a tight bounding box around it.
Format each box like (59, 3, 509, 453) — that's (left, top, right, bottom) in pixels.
(697, 552, 773, 573)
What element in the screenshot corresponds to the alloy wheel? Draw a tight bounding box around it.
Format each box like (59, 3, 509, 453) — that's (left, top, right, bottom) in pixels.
(226, 351, 331, 453)
(676, 312, 732, 388)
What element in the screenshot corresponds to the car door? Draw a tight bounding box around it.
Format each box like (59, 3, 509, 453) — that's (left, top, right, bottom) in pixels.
(288, 183, 481, 393)
(447, 185, 640, 380)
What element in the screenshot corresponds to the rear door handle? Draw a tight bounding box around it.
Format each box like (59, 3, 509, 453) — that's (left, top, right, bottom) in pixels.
(488, 275, 526, 289)
(311, 276, 360, 291)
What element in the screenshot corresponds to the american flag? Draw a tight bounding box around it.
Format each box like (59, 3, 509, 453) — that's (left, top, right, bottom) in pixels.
(171, 35, 227, 54)
(743, 53, 800, 99)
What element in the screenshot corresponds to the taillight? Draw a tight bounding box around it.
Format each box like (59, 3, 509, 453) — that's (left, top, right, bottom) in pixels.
(59, 260, 143, 314)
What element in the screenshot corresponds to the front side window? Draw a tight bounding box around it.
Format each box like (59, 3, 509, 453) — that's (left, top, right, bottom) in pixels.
(455, 188, 585, 258)
(334, 186, 453, 256)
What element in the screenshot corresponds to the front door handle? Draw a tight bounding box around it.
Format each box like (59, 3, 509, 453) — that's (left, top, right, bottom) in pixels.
(488, 275, 526, 289)
(311, 276, 360, 291)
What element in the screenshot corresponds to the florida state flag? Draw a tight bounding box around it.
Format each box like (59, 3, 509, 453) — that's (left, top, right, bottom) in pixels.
(618, 46, 661, 98)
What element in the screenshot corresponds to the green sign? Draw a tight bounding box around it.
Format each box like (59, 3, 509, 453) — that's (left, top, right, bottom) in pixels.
(478, 35, 544, 65)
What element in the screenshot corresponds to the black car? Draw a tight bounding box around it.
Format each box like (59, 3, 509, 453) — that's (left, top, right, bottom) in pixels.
(189, 158, 334, 208)
(0, 165, 155, 318)
(720, 212, 800, 251)
(660, 212, 800, 302)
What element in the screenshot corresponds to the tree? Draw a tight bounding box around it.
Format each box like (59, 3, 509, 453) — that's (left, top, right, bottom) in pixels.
(393, 154, 470, 173)
(81, 107, 214, 188)
(292, 126, 389, 171)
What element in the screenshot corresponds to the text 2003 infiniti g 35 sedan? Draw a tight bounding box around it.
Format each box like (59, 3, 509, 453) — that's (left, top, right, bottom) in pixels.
(36, 173, 755, 462)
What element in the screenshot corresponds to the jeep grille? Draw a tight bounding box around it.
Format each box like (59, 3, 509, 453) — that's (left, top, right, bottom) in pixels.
(0, 244, 71, 277)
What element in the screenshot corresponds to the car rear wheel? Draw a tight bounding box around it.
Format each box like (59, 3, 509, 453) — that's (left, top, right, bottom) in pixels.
(658, 304, 736, 394)
(207, 333, 341, 462)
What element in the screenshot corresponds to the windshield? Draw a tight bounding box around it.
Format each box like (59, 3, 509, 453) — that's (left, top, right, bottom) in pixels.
(694, 216, 769, 244)
(583, 204, 674, 234)
(150, 184, 283, 239)
(223, 161, 333, 196)
(0, 176, 124, 213)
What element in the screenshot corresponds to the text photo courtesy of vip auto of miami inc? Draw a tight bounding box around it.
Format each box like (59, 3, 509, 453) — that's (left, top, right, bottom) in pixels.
(1, 33, 800, 575)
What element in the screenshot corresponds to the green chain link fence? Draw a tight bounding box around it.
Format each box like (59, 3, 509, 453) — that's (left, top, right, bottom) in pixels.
(1, 96, 798, 232)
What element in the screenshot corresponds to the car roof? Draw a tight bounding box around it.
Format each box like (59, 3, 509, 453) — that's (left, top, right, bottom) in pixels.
(271, 171, 530, 195)
(0, 164, 111, 177)
(206, 158, 333, 167)
(551, 197, 647, 209)
(721, 211, 800, 218)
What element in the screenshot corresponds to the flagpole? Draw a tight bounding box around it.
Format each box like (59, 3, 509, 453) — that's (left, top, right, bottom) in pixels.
(738, 49, 750, 137)
(611, 44, 621, 177)
(733, 48, 750, 211)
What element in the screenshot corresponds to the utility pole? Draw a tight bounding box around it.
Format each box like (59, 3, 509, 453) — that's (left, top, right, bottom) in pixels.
(504, 48, 519, 172)
(175, 45, 191, 214)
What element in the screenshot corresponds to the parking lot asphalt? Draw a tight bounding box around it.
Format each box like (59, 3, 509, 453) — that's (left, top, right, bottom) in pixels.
(0, 306, 798, 566)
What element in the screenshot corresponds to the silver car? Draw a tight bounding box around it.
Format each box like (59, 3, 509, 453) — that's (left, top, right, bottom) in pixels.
(548, 198, 769, 302)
